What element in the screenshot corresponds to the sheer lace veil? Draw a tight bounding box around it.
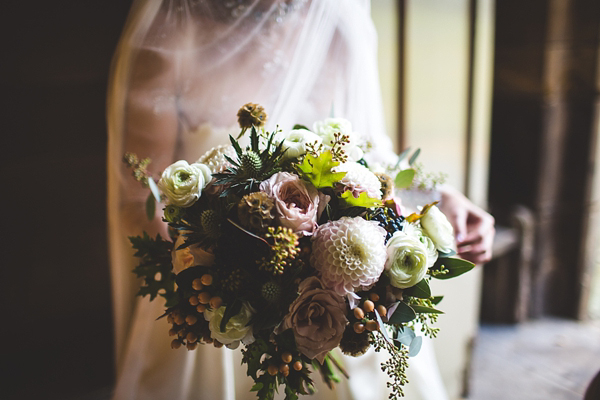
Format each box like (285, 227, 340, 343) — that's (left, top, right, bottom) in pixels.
(107, 0, 396, 394)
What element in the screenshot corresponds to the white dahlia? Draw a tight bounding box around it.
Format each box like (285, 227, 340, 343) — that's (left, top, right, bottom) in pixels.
(333, 162, 382, 199)
(196, 145, 236, 173)
(310, 217, 387, 297)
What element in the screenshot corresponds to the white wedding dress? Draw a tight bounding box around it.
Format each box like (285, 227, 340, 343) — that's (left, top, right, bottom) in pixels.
(107, 1, 449, 399)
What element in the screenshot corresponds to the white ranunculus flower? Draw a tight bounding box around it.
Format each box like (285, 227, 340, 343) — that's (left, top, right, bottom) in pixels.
(171, 235, 215, 274)
(420, 205, 455, 253)
(385, 231, 430, 289)
(281, 129, 323, 159)
(312, 118, 364, 161)
(204, 303, 254, 345)
(157, 160, 212, 207)
(402, 222, 438, 268)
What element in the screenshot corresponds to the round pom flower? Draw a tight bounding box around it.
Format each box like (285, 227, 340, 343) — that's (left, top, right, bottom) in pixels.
(157, 160, 212, 207)
(279, 277, 347, 363)
(312, 118, 364, 161)
(385, 231, 430, 289)
(204, 302, 254, 346)
(260, 172, 320, 236)
(196, 145, 236, 173)
(280, 129, 323, 159)
(310, 217, 387, 296)
(333, 162, 382, 199)
(420, 205, 455, 253)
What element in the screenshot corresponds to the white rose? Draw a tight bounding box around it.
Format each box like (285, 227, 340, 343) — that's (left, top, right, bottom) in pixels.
(403, 222, 438, 268)
(312, 118, 364, 161)
(157, 160, 212, 207)
(281, 129, 323, 159)
(385, 231, 430, 289)
(420, 205, 455, 253)
(171, 235, 215, 274)
(204, 303, 254, 345)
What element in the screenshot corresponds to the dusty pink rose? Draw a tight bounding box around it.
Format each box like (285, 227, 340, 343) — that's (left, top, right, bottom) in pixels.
(260, 172, 320, 235)
(279, 277, 348, 363)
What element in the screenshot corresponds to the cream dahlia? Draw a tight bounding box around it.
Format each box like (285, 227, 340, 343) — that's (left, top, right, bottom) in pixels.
(196, 145, 236, 174)
(310, 217, 387, 297)
(333, 162, 382, 199)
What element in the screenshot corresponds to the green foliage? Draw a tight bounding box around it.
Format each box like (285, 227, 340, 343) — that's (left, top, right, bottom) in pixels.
(145, 192, 155, 221)
(430, 257, 475, 280)
(292, 124, 310, 131)
(130, 232, 177, 307)
(243, 339, 270, 380)
(408, 148, 421, 166)
(394, 169, 416, 189)
(403, 278, 431, 299)
(213, 127, 286, 197)
(339, 190, 382, 208)
(296, 150, 346, 189)
(387, 301, 417, 324)
(371, 331, 410, 399)
(410, 304, 444, 314)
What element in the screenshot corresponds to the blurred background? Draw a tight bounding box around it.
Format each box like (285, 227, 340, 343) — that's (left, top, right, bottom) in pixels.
(1, 0, 598, 399)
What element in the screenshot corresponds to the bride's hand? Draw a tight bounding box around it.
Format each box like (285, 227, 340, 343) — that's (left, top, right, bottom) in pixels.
(438, 186, 495, 264)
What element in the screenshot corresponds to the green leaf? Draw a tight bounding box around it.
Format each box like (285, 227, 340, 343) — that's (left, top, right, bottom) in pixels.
(395, 326, 416, 346)
(431, 295, 444, 305)
(403, 278, 431, 299)
(431, 257, 475, 280)
(411, 304, 444, 314)
(220, 298, 242, 332)
(394, 169, 416, 189)
(374, 309, 392, 344)
(292, 124, 310, 131)
(297, 150, 346, 189)
(339, 191, 383, 208)
(387, 301, 417, 324)
(251, 383, 263, 392)
(409, 148, 421, 166)
(408, 335, 423, 357)
(394, 147, 411, 169)
(145, 192, 156, 221)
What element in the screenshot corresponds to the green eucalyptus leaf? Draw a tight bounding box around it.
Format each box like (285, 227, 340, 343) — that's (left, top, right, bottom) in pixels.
(431, 257, 476, 280)
(374, 309, 392, 344)
(395, 326, 416, 346)
(394, 147, 412, 169)
(145, 192, 156, 221)
(403, 278, 431, 299)
(147, 176, 162, 202)
(408, 335, 423, 357)
(387, 301, 417, 324)
(411, 304, 444, 314)
(408, 148, 421, 166)
(394, 168, 416, 189)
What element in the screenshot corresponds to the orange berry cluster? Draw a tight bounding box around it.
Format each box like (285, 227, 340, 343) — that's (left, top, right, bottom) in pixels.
(168, 273, 223, 350)
(266, 351, 303, 378)
(352, 292, 387, 334)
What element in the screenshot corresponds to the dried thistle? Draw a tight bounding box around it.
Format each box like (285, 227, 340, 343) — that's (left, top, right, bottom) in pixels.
(237, 103, 267, 133)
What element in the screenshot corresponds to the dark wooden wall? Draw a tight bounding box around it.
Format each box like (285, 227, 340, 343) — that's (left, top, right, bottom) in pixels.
(487, 0, 600, 320)
(0, 1, 131, 398)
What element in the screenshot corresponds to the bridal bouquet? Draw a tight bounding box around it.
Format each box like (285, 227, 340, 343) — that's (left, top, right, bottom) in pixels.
(125, 104, 474, 399)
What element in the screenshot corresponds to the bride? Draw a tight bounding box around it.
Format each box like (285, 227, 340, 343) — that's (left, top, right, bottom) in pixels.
(107, 1, 495, 399)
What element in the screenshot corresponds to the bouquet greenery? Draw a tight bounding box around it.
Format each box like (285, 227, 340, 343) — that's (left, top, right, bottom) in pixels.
(125, 103, 474, 399)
